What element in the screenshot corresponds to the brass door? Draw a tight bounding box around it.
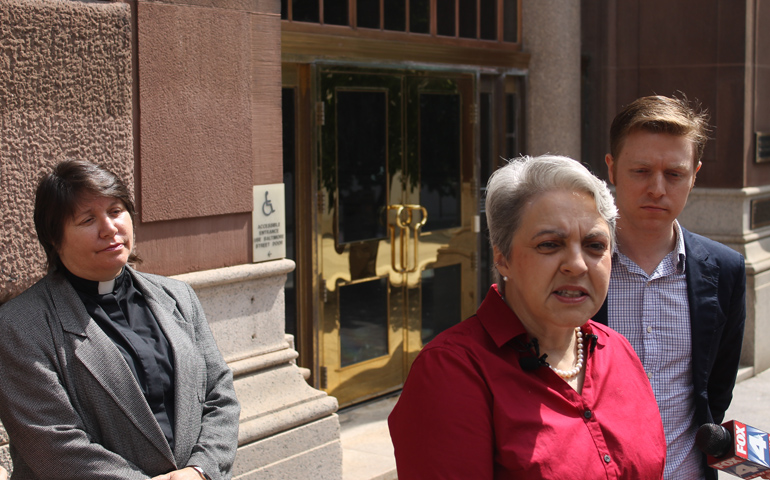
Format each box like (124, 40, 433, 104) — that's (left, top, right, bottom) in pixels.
(318, 66, 477, 407)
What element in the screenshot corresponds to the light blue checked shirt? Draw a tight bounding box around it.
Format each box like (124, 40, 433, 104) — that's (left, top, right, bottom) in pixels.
(607, 221, 705, 480)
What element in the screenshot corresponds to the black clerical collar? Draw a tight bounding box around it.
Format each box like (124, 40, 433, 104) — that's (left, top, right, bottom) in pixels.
(63, 267, 127, 297)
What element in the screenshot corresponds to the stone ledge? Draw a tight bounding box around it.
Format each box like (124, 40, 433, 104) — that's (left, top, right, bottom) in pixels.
(233, 415, 341, 477)
(172, 259, 295, 289)
(238, 394, 339, 446)
(229, 343, 298, 377)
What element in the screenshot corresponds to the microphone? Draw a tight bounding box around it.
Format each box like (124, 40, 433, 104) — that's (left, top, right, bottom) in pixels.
(586, 333, 599, 353)
(514, 337, 548, 372)
(696, 420, 770, 478)
(519, 355, 547, 372)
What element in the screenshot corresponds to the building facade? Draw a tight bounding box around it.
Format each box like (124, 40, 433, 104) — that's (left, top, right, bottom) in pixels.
(0, 0, 767, 477)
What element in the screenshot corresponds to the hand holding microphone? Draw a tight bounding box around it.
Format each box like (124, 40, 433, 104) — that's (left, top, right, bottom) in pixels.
(696, 420, 770, 479)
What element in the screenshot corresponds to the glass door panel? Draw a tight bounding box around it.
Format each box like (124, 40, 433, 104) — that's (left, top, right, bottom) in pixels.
(418, 92, 462, 232)
(339, 277, 389, 366)
(404, 73, 477, 366)
(336, 90, 388, 245)
(318, 66, 476, 407)
(420, 264, 463, 344)
(319, 68, 405, 406)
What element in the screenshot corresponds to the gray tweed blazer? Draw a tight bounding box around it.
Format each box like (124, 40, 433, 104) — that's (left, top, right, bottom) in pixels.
(0, 267, 240, 480)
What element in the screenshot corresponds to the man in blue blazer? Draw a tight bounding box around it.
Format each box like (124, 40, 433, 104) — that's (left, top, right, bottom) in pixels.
(593, 95, 746, 480)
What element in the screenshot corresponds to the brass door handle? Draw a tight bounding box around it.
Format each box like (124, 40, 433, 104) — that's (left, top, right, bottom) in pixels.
(388, 204, 428, 273)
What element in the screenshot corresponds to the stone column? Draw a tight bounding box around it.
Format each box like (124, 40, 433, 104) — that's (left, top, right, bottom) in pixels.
(680, 188, 770, 376)
(0, 0, 134, 473)
(521, 0, 582, 160)
(173, 262, 342, 479)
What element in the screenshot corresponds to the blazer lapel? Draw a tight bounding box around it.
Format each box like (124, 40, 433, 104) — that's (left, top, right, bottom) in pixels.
(47, 273, 175, 462)
(131, 270, 199, 462)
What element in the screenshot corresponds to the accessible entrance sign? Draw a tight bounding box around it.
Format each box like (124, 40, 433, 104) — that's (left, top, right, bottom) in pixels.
(252, 184, 286, 263)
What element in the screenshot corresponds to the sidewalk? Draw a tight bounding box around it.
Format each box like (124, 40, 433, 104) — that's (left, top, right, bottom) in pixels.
(722, 367, 770, 428)
(339, 394, 398, 480)
(718, 366, 770, 478)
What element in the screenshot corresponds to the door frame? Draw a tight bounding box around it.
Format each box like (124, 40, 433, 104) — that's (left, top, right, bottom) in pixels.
(282, 61, 526, 407)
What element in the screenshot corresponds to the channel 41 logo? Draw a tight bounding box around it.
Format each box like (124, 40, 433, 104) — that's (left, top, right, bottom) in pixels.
(721, 424, 770, 479)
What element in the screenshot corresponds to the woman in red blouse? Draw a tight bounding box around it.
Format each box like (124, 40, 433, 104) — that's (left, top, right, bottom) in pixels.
(389, 155, 666, 479)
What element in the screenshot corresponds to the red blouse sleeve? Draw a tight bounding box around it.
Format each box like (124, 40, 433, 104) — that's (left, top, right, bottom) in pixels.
(388, 345, 495, 479)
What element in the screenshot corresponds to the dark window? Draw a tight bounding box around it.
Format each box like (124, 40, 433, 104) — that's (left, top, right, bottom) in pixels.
(293, 0, 319, 22)
(325, 0, 348, 25)
(480, 0, 496, 40)
(503, 0, 517, 42)
(458, 0, 476, 38)
(436, 0, 455, 36)
(384, 0, 406, 31)
(357, 0, 379, 28)
(284, 0, 521, 45)
(409, 0, 430, 33)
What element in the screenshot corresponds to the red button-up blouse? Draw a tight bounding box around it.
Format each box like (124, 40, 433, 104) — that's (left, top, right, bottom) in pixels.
(388, 285, 666, 479)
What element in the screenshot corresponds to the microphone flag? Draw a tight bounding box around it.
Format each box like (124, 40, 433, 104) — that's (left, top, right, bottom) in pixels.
(706, 420, 770, 478)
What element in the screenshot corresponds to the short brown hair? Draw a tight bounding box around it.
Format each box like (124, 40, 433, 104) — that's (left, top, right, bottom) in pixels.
(34, 160, 137, 272)
(609, 95, 711, 165)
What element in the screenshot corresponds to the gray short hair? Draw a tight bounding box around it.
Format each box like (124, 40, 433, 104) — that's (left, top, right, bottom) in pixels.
(485, 155, 618, 285)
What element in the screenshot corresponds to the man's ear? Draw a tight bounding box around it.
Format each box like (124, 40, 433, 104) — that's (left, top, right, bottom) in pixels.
(605, 154, 616, 185)
(690, 161, 702, 190)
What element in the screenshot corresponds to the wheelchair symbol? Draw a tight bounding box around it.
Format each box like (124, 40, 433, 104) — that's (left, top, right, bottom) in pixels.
(262, 191, 275, 216)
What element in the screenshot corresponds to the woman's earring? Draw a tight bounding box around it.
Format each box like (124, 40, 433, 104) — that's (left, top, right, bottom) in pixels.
(503, 276, 508, 281)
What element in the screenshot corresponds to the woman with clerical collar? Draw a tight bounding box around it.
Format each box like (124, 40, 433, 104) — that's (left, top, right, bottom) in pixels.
(0, 160, 240, 480)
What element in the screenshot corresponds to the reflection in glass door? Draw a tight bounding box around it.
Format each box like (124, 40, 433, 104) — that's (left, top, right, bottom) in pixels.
(318, 67, 477, 406)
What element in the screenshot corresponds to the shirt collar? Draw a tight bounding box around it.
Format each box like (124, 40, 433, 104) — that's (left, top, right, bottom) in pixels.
(612, 220, 687, 274)
(476, 285, 601, 349)
(672, 220, 687, 272)
(63, 267, 127, 296)
(476, 285, 528, 348)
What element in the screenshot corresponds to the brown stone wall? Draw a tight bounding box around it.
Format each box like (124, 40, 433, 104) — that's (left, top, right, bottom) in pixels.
(251, 7, 283, 187)
(0, 0, 133, 471)
(0, 0, 133, 304)
(137, 2, 252, 222)
(582, 0, 762, 189)
(133, 0, 282, 274)
(746, 0, 770, 186)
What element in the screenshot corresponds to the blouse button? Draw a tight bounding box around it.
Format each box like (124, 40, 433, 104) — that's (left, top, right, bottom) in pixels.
(604, 454, 611, 463)
(646, 325, 653, 333)
(583, 410, 592, 419)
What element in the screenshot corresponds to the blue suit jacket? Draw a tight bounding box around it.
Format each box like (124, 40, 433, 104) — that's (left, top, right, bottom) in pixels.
(593, 227, 746, 480)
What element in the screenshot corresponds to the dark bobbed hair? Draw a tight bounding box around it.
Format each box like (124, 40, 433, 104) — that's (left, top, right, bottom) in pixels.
(34, 159, 138, 272)
(609, 94, 711, 166)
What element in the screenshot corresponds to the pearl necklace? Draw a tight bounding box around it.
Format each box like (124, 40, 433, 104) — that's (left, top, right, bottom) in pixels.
(548, 327, 584, 379)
